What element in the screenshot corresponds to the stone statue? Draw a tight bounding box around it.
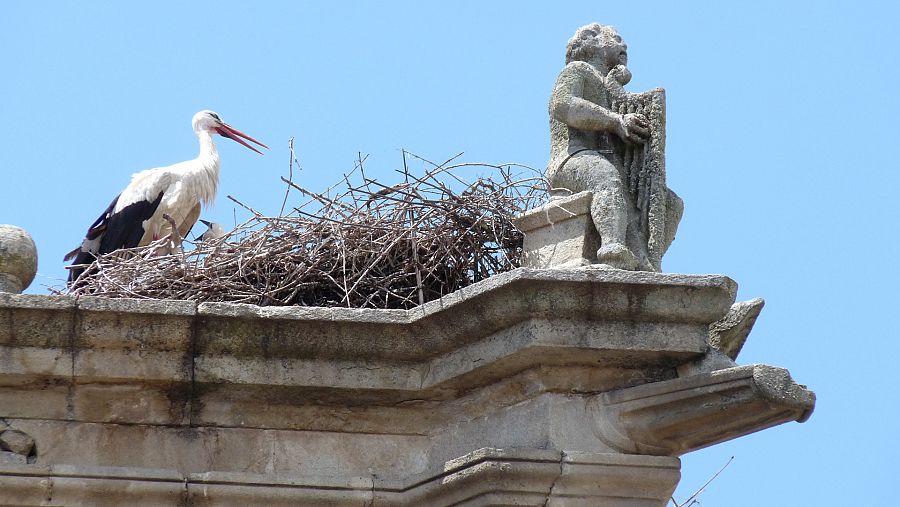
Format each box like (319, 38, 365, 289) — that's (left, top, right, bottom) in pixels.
(546, 23, 683, 271)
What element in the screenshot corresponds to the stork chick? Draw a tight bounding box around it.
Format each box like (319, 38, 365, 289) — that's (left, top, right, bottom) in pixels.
(65, 110, 267, 283)
(196, 219, 226, 242)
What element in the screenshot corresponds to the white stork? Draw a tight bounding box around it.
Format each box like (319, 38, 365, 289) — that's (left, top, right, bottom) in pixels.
(196, 219, 226, 242)
(65, 110, 267, 282)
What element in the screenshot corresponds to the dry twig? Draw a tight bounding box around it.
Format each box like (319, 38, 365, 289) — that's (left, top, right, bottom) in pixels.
(671, 456, 734, 507)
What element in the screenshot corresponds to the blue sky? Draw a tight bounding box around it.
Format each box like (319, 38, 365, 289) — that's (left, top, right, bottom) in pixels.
(2, 1, 898, 504)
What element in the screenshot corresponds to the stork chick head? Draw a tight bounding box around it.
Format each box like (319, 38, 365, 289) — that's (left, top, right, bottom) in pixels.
(191, 110, 269, 155)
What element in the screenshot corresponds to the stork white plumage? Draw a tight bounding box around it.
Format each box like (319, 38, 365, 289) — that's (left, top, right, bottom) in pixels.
(65, 110, 267, 283)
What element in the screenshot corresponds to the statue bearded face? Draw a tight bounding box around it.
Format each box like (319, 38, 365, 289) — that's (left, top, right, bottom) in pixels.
(566, 24, 628, 70)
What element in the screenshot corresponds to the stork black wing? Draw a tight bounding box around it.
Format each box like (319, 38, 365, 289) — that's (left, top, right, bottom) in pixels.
(85, 195, 120, 239)
(66, 194, 120, 283)
(98, 191, 164, 253)
(66, 191, 163, 285)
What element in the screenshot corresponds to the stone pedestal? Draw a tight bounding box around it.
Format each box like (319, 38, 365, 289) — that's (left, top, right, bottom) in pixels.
(512, 192, 600, 269)
(0, 269, 814, 505)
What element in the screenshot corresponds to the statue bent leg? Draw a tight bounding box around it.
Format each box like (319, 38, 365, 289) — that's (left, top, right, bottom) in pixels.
(548, 151, 639, 270)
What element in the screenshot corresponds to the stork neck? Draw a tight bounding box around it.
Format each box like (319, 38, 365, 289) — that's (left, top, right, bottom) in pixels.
(197, 130, 220, 161)
(190, 129, 221, 207)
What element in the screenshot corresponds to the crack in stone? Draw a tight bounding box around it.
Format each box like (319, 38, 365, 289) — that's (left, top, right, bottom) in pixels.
(188, 305, 199, 428)
(364, 472, 376, 507)
(45, 473, 53, 503)
(543, 452, 565, 507)
(66, 300, 78, 420)
(418, 360, 432, 390)
(178, 475, 190, 507)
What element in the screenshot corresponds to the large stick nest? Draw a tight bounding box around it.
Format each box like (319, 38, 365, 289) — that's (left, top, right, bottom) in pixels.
(65, 152, 547, 309)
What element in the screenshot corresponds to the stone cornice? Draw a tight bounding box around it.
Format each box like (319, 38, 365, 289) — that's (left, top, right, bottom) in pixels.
(0, 268, 813, 507)
(1, 268, 736, 397)
(0, 448, 682, 506)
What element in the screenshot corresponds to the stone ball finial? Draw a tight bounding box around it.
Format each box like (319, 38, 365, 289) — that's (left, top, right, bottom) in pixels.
(0, 225, 38, 293)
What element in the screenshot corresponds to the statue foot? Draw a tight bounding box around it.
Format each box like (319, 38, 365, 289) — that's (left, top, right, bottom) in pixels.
(636, 254, 655, 272)
(595, 243, 639, 270)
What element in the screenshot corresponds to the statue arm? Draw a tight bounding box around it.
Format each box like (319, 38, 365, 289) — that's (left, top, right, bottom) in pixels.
(549, 65, 624, 133)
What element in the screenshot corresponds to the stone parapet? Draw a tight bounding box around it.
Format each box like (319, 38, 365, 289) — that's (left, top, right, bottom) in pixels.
(0, 268, 813, 506)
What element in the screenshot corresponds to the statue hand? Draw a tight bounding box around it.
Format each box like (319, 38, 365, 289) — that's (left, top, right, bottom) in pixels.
(608, 65, 632, 86)
(617, 113, 650, 144)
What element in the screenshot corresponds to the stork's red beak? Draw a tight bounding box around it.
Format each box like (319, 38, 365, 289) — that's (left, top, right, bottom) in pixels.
(215, 123, 269, 155)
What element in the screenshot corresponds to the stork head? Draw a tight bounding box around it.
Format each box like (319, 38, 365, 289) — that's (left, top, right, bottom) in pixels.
(198, 219, 226, 242)
(192, 110, 269, 155)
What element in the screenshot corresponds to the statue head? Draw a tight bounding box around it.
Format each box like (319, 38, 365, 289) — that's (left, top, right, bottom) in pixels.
(565, 23, 628, 73)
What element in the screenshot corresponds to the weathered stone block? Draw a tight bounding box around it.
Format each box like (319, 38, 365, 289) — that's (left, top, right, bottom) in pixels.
(192, 385, 434, 433)
(512, 192, 600, 269)
(0, 293, 74, 349)
(0, 344, 71, 379)
(75, 348, 192, 383)
(76, 297, 194, 351)
(10, 419, 212, 472)
(0, 382, 70, 420)
(74, 297, 194, 383)
(71, 383, 191, 426)
(267, 430, 428, 478)
(194, 354, 422, 391)
(0, 296, 74, 395)
(196, 302, 414, 361)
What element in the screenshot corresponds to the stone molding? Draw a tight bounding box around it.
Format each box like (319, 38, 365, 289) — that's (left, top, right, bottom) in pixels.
(0, 448, 681, 506)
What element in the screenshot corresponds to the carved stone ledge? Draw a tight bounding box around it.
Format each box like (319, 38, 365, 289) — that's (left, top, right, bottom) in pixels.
(590, 364, 816, 456)
(708, 298, 765, 360)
